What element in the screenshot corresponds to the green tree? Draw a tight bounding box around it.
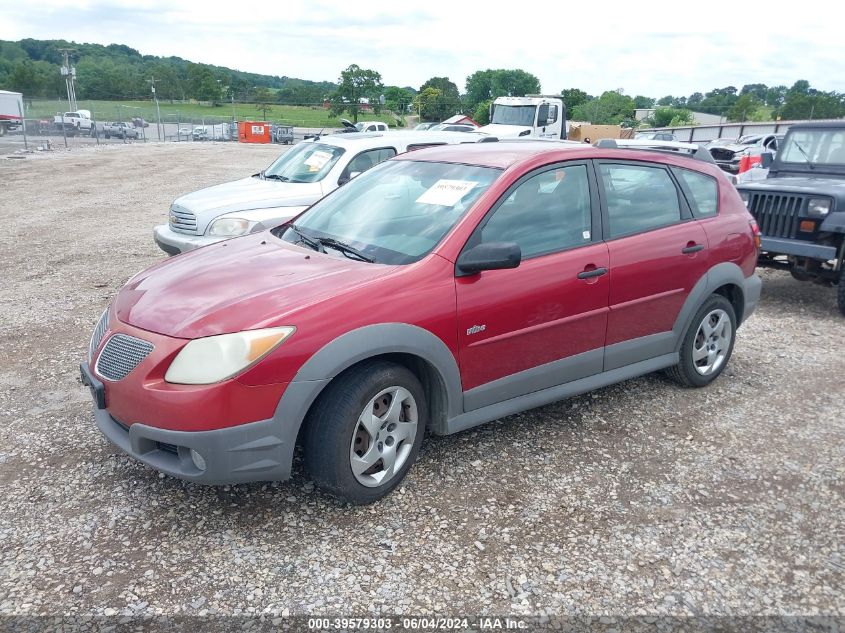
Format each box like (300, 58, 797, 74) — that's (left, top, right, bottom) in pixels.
(490, 69, 540, 99)
(253, 87, 274, 119)
(571, 90, 635, 125)
(418, 77, 461, 121)
(383, 86, 413, 113)
(727, 94, 762, 122)
(474, 99, 492, 125)
(465, 70, 495, 110)
(633, 95, 655, 109)
(414, 87, 445, 121)
(464, 69, 541, 112)
(329, 64, 383, 123)
(648, 107, 693, 127)
(561, 88, 590, 111)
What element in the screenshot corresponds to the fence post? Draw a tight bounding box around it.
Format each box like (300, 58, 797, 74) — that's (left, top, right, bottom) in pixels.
(17, 101, 27, 151)
(61, 112, 68, 149)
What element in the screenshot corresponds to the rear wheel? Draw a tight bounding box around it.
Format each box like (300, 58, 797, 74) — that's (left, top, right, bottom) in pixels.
(303, 361, 426, 504)
(666, 294, 737, 388)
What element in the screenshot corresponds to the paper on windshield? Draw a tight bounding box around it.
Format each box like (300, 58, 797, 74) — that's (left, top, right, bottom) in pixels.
(304, 150, 333, 172)
(416, 180, 477, 206)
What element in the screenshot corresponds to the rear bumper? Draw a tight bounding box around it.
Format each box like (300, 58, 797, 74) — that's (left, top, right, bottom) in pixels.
(742, 273, 762, 323)
(93, 406, 294, 484)
(760, 237, 838, 261)
(153, 224, 220, 256)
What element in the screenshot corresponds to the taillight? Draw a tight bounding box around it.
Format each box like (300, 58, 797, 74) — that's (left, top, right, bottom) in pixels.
(738, 153, 763, 174)
(749, 218, 761, 252)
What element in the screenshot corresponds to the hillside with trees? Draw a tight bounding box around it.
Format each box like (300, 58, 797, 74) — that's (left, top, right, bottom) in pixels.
(0, 38, 335, 105)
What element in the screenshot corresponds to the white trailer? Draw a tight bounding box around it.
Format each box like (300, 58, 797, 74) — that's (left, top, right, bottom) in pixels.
(0, 90, 24, 136)
(477, 95, 568, 140)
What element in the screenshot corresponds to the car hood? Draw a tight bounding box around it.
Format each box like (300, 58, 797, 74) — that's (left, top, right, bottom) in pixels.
(475, 123, 532, 138)
(114, 232, 393, 338)
(172, 176, 324, 221)
(738, 176, 845, 196)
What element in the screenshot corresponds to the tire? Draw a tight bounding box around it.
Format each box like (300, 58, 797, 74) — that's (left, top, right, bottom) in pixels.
(104, 133, 110, 139)
(303, 361, 427, 504)
(837, 277, 845, 317)
(790, 269, 813, 282)
(665, 294, 737, 388)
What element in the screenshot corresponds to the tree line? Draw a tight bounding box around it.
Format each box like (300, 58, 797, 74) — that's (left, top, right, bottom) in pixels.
(0, 38, 335, 105)
(3, 39, 843, 126)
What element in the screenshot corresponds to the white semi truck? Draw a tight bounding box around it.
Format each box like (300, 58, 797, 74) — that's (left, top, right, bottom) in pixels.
(477, 95, 568, 140)
(0, 90, 24, 136)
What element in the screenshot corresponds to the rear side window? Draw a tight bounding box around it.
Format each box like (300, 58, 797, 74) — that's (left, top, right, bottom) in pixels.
(675, 168, 718, 218)
(342, 147, 397, 180)
(598, 163, 682, 238)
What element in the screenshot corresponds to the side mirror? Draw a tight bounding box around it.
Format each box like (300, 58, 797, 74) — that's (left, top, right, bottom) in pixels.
(760, 152, 774, 168)
(456, 242, 521, 276)
(537, 104, 549, 126)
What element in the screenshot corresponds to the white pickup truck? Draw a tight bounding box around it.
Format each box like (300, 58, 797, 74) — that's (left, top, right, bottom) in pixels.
(54, 110, 93, 135)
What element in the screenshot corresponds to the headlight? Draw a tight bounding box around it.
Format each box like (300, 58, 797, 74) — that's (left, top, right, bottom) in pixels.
(807, 198, 831, 216)
(738, 191, 750, 207)
(207, 217, 255, 237)
(165, 327, 295, 384)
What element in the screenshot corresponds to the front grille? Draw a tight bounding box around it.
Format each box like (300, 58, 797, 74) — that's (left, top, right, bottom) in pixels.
(88, 308, 110, 361)
(747, 193, 805, 239)
(169, 204, 197, 235)
(95, 334, 154, 381)
(710, 148, 737, 162)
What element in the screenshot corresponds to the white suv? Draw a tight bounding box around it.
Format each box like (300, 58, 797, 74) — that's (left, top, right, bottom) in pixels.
(154, 131, 491, 255)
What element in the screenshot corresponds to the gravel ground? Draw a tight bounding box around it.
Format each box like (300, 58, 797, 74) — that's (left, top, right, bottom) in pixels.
(0, 143, 843, 626)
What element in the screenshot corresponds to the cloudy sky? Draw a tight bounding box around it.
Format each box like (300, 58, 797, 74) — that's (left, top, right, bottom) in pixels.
(3, 0, 842, 98)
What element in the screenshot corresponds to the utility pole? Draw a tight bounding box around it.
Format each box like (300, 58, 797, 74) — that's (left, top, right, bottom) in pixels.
(147, 77, 163, 141)
(57, 48, 78, 111)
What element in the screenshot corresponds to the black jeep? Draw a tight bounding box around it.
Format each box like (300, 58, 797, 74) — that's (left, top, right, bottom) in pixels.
(737, 122, 845, 315)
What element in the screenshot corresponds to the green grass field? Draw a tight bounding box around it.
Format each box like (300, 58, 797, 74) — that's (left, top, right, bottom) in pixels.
(24, 99, 401, 128)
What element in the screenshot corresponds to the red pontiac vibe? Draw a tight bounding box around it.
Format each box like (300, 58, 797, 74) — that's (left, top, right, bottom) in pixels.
(81, 140, 762, 504)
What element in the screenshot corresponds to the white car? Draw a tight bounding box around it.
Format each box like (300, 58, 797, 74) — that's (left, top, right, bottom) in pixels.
(153, 130, 491, 255)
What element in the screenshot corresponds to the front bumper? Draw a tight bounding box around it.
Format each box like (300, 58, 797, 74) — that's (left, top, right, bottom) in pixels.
(153, 224, 221, 256)
(80, 358, 297, 484)
(760, 237, 838, 261)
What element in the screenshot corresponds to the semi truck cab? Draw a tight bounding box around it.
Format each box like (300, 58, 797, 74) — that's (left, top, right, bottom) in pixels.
(476, 95, 567, 140)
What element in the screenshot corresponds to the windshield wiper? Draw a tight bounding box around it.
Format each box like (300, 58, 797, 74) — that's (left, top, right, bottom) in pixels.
(264, 173, 291, 182)
(792, 141, 816, 170)
(253, 170, 265, 179)
(287, 224, 325, 253)
(318, 237, 375, 263)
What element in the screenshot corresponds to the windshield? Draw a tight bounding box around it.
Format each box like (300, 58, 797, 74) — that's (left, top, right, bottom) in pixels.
(275, 160, 501, 265)
(491, 105, 536, 127)
(780, 129, 845, 165)
(263, 142, 345, 183)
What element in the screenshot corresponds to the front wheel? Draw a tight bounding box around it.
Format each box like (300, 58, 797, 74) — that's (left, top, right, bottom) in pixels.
(666, 294, 737, 388)
(303, 361, 427, 504)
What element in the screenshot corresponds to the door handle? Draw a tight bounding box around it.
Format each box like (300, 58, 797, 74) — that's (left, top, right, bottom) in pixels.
(577, 267, 608, 279)
(682, 243, 705, 254)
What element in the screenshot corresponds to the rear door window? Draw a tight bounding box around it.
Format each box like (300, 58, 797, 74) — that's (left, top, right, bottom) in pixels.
(598, 163, 683, 238)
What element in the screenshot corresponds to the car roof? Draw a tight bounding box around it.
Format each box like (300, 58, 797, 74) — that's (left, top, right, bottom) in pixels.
(393, 140, 589, 168)
(304, 130, 492, 150)
(788, 121, 845, 130)
(394, 139, 719, 172)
